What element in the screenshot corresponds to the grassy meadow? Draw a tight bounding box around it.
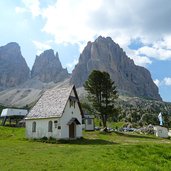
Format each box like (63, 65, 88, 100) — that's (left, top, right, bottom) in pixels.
(0, 126, 171, 171)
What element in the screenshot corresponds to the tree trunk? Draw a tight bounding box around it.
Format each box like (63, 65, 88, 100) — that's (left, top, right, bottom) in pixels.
(101, 115, 107, 128)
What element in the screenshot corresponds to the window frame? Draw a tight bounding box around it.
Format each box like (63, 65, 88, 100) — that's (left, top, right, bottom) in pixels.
(32, 121, 36, 132)
(48, 121, 53, 132)
(54, 120, 58, 128)
(58, 126, 61, 130)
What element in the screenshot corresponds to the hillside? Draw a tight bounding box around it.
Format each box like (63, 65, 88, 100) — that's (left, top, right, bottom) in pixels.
(80, 92, 171, 127)
(0, 78, 70, 108)
(116, 96, 171, 127)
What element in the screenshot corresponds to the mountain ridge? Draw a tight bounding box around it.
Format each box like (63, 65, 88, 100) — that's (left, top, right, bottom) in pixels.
(71, 36, 161, 101)
(0, 37, 162, 108)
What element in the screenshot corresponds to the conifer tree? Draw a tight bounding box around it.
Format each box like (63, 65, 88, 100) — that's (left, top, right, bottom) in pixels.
(84, 70, 118, 127)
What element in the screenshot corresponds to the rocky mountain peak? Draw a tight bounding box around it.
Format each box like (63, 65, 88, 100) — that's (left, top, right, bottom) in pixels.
(31, 49, 69, 83)
(0, 42, 22, 59)
(71, 36, 161, 101)
(3, 42, 20, 49)
(0, 42, 30, 90)
(2, 42, 20, 49)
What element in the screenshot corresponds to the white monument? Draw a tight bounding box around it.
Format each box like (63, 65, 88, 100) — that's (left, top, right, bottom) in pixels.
(154, 112, 168, 138)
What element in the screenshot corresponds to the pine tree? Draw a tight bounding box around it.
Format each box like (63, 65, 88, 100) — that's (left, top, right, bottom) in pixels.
(84, 70, 118, 127)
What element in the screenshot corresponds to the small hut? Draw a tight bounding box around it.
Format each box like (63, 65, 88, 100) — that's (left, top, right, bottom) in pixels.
(84, 114, 95, 131)
(0, 108, 28, 126)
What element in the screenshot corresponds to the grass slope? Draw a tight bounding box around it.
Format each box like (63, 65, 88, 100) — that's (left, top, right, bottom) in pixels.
(0, 126, 171, 171)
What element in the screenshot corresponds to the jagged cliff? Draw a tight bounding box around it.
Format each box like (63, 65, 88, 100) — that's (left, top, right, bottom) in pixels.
(31, 49, 69, 83)
(0, 45, 70, 107)
(0, 42, 30, 90)
(0, 38, 162, 108)
(71, 36, 161, 101)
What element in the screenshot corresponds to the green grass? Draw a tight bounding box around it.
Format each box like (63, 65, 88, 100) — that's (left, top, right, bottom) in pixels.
(107, 121, 126, 129)
(0, 126, 171, 171)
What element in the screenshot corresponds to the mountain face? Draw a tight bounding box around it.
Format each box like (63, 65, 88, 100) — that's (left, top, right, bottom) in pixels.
(0, 38, 162, 108)
(71, 36, 162, 101)
(31, 49, 69, 83)
(0, 42, 30, 90)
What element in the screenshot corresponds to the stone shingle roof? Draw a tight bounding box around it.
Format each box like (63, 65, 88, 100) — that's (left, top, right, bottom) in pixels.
(26, 85, 74, 119)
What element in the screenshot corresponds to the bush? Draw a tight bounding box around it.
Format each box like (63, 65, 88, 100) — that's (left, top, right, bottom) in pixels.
(41, 136, 48, 141)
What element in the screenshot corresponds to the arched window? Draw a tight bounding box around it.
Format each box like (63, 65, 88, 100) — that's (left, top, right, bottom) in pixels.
(32, 121, 36, 132)
(48, 121, 53, 132)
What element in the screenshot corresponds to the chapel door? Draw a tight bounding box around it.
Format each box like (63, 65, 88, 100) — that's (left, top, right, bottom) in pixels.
(69, 122, 75, 138)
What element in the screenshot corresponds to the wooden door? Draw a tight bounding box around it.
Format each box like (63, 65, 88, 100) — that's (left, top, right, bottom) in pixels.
(69, 122, 75, 138)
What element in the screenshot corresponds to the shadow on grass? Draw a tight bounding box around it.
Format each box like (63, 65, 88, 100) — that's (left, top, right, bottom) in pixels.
(59, 138, 118, 145)
(114, 131, 158, 140)
(33, 137, 118, 145)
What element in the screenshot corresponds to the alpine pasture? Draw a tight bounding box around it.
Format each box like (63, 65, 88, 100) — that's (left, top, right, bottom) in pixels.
(1, 126, 171, 171)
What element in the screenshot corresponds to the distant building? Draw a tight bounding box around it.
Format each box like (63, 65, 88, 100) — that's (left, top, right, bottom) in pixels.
(0, 108, 28, 126)
(84, 114, 95, 131)
(25, 85, 83, 140)
(154, 126, 168, 138)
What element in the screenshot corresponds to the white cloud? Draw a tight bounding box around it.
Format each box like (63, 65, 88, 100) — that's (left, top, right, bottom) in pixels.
(16, 0, 41, 17)
(163, 77, 171, 86)
(40, 0, 171, 65)
(125, 48, 152, 67)
(154, 79, 160, 87)
(163, 36, 171, 49)
(137, 46, 171, 60)
(154, 77, 171, 87)
(16, 0, 171, 67)
(41, 0, 102, 45)
(23, 0, 41, 17)
(131, 55, 152, 67)
(33, 40, 52, 55)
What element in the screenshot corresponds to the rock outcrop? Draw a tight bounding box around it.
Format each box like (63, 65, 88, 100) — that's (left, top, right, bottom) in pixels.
(71, 36, 161, 101)
(0, 42, 30, 90)
(31, 49, 69, 83)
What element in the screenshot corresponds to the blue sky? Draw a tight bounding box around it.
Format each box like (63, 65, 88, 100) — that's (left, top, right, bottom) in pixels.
(0, 0, 171, 102)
